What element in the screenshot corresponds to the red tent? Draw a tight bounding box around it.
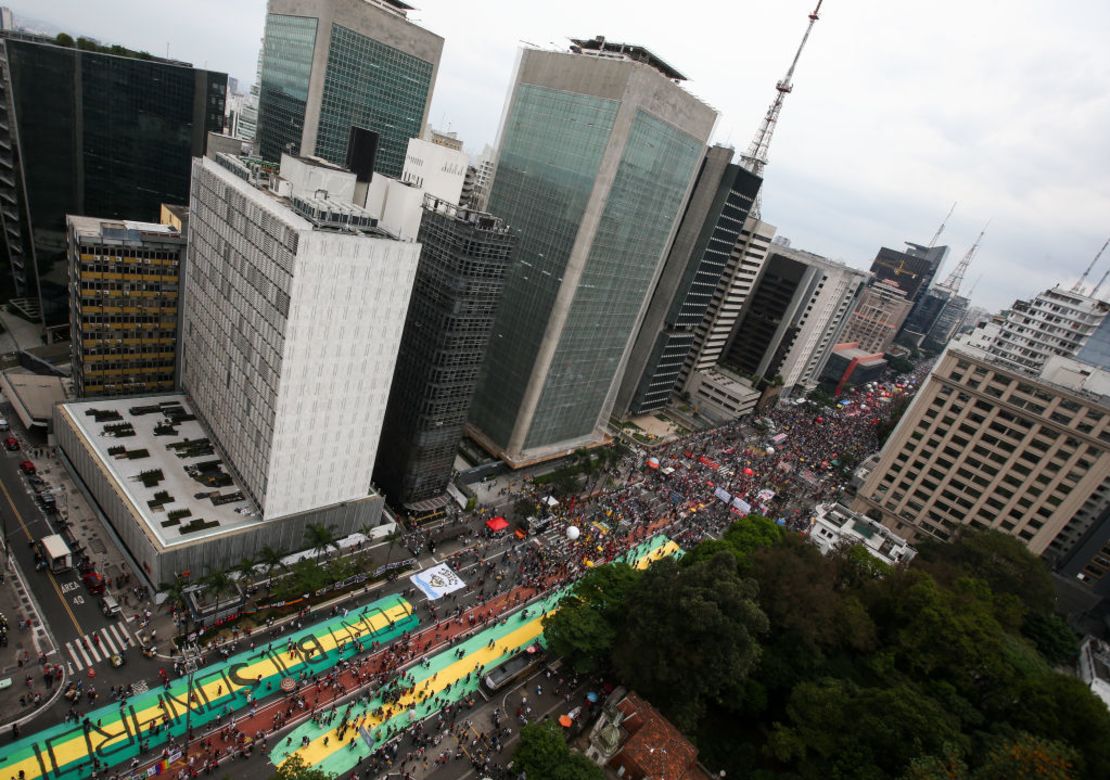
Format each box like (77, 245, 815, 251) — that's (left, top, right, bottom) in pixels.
(486, 516, 510, 533)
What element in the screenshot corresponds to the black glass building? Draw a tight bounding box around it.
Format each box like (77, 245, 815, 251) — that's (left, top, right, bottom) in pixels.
(0, 34, 226, 333)
(618, 146, 761, 416)
(373, 198, 514, 510)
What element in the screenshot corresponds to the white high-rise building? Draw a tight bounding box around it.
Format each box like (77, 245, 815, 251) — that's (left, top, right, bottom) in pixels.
(182, 154, 421, 521)
(680, 216, 776, 390)
(402, 136, 468, 206)
(985, 286, 1110, 375)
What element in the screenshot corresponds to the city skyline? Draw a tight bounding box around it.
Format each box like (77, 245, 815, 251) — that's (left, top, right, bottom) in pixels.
(14, 0, 1110, 315)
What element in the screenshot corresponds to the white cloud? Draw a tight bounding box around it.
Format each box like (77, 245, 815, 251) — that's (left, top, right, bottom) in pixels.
(19, 0, 1110, 312)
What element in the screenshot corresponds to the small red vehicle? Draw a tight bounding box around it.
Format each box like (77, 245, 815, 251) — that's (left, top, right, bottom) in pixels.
(82, 570, 106, 596)
(19, 460, 35, 474)
(4, 437, 18, 451)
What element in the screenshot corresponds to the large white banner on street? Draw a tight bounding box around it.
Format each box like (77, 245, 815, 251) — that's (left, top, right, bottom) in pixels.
(410, 563, 466, 601)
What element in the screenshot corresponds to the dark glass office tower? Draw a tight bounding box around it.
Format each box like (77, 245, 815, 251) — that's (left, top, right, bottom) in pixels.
(256, 0, 442, 177)
(617, 145, 761, 417)
(0, 34, 225, 333)
(870, 242, 948, 303)
(374, 199, 514, 510)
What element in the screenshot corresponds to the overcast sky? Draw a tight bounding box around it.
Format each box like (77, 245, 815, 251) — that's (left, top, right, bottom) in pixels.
(17, 0, 1110, 313)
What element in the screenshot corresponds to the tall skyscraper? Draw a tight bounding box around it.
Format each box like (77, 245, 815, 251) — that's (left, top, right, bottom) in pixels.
(0, 33, 226, 334)
(466, 40, 716, 467)
(984, 286, 1109, 375)
(678, 217, 777, 390)
(853, 343, 1110, 562)
(67, 216, 185, 398)
(182, 154, 420, 523)
(616, 145, 761, 417)
(721, 245, 867, 394)
(255, 0, 443, 177)
(374, 198, 515, 511)
(839, 280, 912, 354)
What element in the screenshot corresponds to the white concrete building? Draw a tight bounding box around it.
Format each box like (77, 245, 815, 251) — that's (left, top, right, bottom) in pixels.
(401, 136, 468, 206)
(809, 502, 916, 566)
(985, 286, 1110, 375)
(781, 253, 870, 392)
(680, 217, 776, 391)
(1078, 636, 1110, 711)
(687, 367, 760, 423)
(182, 154, 421, 522)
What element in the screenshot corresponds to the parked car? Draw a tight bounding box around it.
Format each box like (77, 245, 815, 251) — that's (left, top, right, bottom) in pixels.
(4, 437, 17, 451)
(19, 460, 35, 474)
(82, 570, 106, 596)
(100, 594, 121, 617)
(0, 417, 9, 431)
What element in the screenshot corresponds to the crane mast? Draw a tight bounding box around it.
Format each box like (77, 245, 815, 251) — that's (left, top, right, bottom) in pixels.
(739, 1, 824, 218)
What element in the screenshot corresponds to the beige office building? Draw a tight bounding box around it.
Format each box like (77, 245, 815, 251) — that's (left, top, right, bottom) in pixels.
(854, 343, 1110, 558)
(840, 280, 912, 355)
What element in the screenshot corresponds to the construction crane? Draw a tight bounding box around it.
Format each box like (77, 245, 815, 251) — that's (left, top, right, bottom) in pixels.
(1092, 266, 1110, 299)
(936, 222, 989, 296)
(739, 0, 824, 217)
(927, 202, 957, 249)
(1072, 237, 1110, 293)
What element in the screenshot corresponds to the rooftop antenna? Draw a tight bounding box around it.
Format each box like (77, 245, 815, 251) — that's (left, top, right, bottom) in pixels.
(739, 0, 824, 218)
(1072, 237, 1110, 293)
(928, 201, 957, 248)
(936, 221, 989, 296)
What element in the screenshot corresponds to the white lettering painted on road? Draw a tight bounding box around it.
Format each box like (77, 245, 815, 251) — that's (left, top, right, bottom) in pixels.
(60, 581, 79, 593)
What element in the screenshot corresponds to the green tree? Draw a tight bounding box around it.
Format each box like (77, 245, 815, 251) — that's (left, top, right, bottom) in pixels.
(916, 528, 1056, 618)
(272, 754, 334, 780)
(233, 556, 257, 589)
(202, 568, 236, 618)
(513, 495, 537, 520)
(54, 33, 75, 47)
(304, 522, 339, 563)
(257, 545, 288, 587)
(544, 563, 641, 674)
(512, 721, 602, 780)
(1021, 612, 1079, 666)
(613, 553, 768, 729)
(889, 355, 916, 374)
(973, 732, 1079, 780)
(769, 678, 967, 779)
(681, 515, 786, 568)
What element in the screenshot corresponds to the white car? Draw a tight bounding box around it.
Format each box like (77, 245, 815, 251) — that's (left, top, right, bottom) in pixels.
(0, 417, 8, 431)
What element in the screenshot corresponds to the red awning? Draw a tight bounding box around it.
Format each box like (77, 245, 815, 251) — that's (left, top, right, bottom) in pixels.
(486, 516, 510, 532)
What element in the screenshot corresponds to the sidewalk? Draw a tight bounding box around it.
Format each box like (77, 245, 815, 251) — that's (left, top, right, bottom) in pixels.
(0, 551, 63, 727)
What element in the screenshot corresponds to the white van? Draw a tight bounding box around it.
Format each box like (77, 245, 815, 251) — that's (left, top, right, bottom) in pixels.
(0, 417, 9, 431)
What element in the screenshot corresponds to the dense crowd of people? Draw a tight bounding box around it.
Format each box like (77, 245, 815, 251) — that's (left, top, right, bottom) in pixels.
(76, 370, 932, 780)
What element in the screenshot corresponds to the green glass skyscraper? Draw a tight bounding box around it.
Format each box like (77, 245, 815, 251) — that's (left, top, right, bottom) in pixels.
(256, 0, 442, 177)
(466, 38, 717, 467)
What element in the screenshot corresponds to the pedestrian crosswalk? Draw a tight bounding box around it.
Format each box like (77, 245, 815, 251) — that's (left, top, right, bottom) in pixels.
(65, 623, 135, 670)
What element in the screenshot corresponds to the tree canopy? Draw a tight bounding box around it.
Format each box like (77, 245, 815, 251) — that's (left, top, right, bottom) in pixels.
(539, 523, 1110, 779)
(512, 721, 603, 780)
(272, 755, 333, 780)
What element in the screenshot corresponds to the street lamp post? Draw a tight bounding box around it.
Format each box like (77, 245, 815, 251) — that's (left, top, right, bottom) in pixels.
(181, 641, 200, 767)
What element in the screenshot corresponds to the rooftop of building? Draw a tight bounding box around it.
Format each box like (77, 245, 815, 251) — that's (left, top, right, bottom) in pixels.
(67, 215, 183, 246)
(422, 195, 509, 234)
(209, 154, 401, 239)
(612, 691, 705, 779)
(569, 36, 687, 81)
(770, 242, 869, 277)
(831, 343, 886, 363)
(57, 394, 263, 550)
(946, 342, 1110, 407)
(811, 502, 916, 564)
(0, 29, 199, 69)
(0, 368, 67, 428)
